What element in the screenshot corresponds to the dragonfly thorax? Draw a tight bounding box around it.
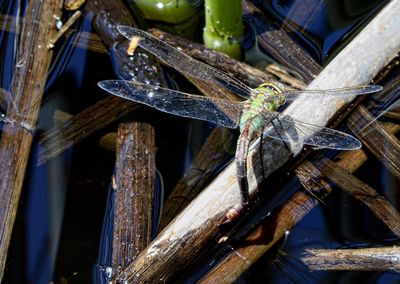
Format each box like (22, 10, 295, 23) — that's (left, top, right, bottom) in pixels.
(250, 82, 286, 112)
(239, 82, 285, 130)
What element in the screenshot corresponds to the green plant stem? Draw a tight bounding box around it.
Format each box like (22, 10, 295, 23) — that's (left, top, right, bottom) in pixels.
(132, 0, 198, 24)
(203, 0, 244, 59)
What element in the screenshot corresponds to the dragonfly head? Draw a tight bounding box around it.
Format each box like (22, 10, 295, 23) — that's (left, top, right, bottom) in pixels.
(258, 82, 286, 108)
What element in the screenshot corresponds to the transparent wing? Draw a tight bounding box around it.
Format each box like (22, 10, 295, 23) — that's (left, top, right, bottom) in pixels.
(264, 113, 361, 150)
(281, 85, 382, 102)
(117, 25, 254, 100)
(356, 97, 400, 135)
(98, 80, 244, 128)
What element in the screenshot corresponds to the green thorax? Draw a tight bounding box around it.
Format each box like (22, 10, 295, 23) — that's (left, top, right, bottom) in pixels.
(239, 83, 285, 130)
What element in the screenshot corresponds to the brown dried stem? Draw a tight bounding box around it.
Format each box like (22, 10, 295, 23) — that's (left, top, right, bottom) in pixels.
(38, 96, 139, 164)
(149, 29, 306, 90)
(322, 159, 400, 237)
(302, 247, 400, 271)
(243, 0, 322, 82)
(347, 105, 400, 179)
(112, 122, 156, 279)
(0, 0, 63, 279)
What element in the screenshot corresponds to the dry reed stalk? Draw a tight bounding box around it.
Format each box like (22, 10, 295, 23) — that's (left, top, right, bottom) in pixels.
(321, 159, 400, 237)
(302, 247, 400, 271)
(112, 123, 156, 280)
(38, 96, 139, 164)
(243, 0, 322, 82)
(347, 105, 400, 179)
(149, 28, 306, 89)
(0, 0, 63, 279)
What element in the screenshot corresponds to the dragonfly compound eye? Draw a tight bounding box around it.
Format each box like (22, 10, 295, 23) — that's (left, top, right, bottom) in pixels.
(258, 82, 283, 94)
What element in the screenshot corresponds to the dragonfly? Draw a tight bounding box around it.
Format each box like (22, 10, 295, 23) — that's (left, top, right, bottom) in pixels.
(98, 26, 382, 221)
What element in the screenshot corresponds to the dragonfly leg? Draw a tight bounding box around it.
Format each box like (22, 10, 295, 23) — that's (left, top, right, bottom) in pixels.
(258, 126, 266, 178)
(270, 114, 290, 150)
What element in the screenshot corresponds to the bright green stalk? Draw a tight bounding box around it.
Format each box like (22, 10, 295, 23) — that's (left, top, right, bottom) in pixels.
(132, 0, 198, 24)
(203, 0, 244, 59)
